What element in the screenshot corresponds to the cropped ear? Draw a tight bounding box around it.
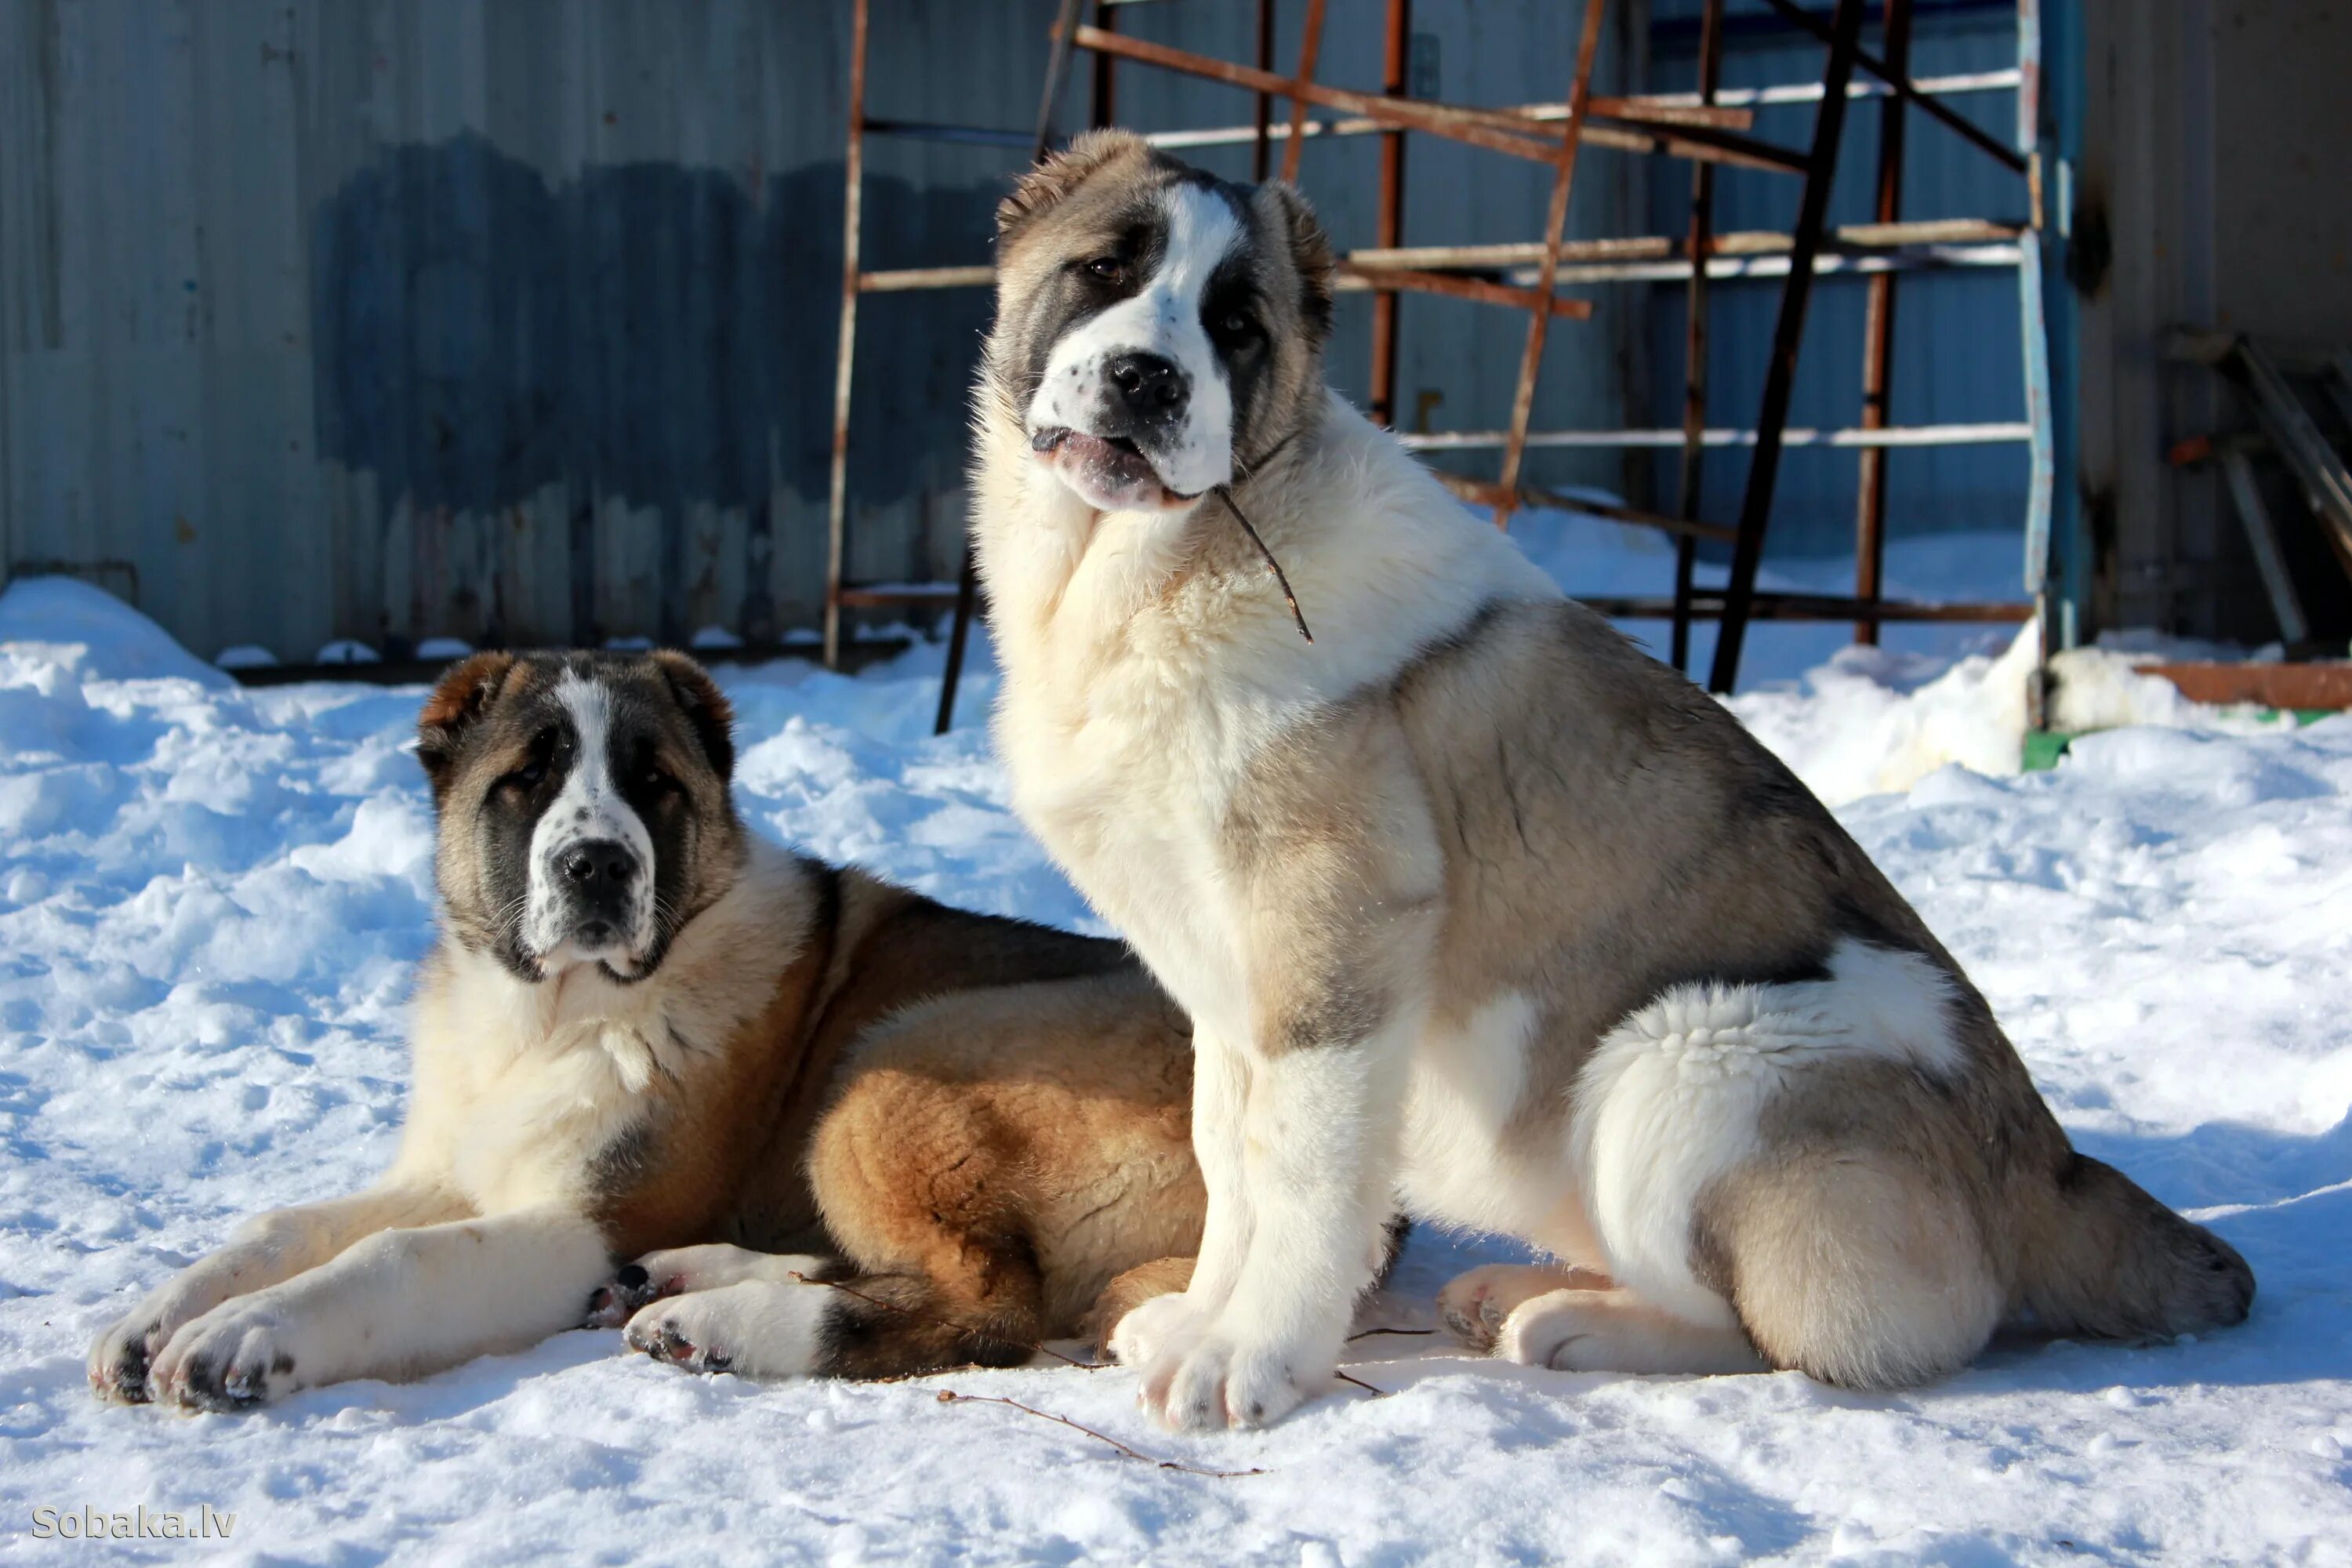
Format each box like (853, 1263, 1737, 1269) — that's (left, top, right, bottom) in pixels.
(416, 652, 518, 800)
(651, 650, 736, 782)
(1259, 181, 1335, 343)
(996, 129, 1148, 241)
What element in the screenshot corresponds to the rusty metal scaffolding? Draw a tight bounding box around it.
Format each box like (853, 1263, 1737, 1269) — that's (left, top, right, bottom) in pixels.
(822, 0, 2049, 731)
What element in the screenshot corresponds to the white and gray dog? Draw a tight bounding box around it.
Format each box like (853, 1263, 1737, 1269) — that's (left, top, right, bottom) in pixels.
(968, 129, 2253, 1432)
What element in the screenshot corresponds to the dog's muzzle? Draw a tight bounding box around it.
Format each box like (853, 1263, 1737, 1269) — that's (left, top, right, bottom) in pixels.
(551, 838, 641, 953)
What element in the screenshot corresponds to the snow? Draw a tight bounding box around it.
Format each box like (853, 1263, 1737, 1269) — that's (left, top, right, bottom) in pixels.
(3, 558, 2350, 1565)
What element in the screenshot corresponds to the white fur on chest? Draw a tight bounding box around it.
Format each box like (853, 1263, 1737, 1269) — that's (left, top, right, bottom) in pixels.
(405, 954, 689, 1212)
(984, 395, 1558, 1046)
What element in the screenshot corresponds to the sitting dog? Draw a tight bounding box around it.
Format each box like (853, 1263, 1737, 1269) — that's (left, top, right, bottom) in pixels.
(89, 649, 1203, 1410)
(967, 130, 2254, 1430)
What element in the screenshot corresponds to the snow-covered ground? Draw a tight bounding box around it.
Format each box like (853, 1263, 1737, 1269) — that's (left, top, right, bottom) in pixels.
(2, 540, 2349, 1565)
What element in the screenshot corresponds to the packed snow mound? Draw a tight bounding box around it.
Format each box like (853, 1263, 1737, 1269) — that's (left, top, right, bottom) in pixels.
(0, 575, 230, 688)
(4, 586, 2350, 1563)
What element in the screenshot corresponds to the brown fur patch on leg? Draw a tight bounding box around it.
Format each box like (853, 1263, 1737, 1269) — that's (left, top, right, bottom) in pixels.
(808, 1066, 1054, 1378)
(1082, 1255, 1195, 1354)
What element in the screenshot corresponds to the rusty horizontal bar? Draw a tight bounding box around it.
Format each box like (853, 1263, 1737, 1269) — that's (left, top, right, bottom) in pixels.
(844, 236, 2020, 297)
(1067, 24, 1805, 174)
(1332, 266, 1593, 318)
(1345, 218, 2024, 273)
(1579, 593, 2033, 623)
(1437, 474, 1737, 543)
(859, 265, 996, 292)
(833, 583, 964, 608)
(1402, 421, 2034, 451)
(2143, 662, 2352, 711)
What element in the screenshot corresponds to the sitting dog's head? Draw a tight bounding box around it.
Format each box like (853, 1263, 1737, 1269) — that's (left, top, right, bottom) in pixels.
(415, 650, 742, 985)
(989, 129, 1335, 511)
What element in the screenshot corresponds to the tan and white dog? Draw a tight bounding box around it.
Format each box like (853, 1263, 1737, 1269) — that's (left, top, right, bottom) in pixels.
(969, 130, 2255, 1432)
(89, 650, 1204, 1411)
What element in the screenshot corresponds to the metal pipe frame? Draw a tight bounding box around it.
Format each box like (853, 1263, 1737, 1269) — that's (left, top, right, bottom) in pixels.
(934, 0, 1091, 735)
(1066, 22, 1808, 174)
(822, 0, 873, 670)
(1707, 0, 1867, 694)
(1759, 0, 2027, 173)
(1402, 421, 2032, 451)
(1670, 0, 1724, 672)
(1367, 0, 1410, 428)
(913, 0, 2043, 721)
(1134, 67, 2015, 152)
(1852, 0, 1911, 644)
(1279, 0, 1327, 184)
(1492, 0, 1611, 532)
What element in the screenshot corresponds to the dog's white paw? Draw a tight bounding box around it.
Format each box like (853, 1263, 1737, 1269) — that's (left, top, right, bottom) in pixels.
(587, 1247, 829, 1328)
(1139, 1328, 1312, 1431)
(1438, 1263, 1613, 1354)
(1105, 1288, 1214, 1371)
(622, 1279, 831, 1380)
(88, 1272, 241, 1404)
(89, 1306, 171, 1405)
(148, 1298, 303, 1413)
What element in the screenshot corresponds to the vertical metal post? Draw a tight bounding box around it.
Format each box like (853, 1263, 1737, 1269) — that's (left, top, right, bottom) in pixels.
(1853, 0, 1911, 645)
(935, 0, 1091, 735)
(1669, 0, 1724, 673)
(1493, 0, 1610, 532)
(1706, 0, 1866, 694)
(822, 0, 871, 670)
(1253, 0, 1276, 181)
(1091, 1, 1118, 129)
(1368, 0, 1412, 429)
(1278, 0, 1328, 187)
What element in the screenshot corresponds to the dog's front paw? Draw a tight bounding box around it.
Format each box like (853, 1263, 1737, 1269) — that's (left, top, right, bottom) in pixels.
(1140, 1330, 1313, 1431)
(1105, 1288, 1214, 1370)
(585, 1262, 671, 1329)
(623, 1291, 744, 1376)
(89, 1308, 169, 1405)
(149, 1301, 303, 1414)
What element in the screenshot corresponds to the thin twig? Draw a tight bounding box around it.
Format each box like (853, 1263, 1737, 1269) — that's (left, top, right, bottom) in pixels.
(1346, 1325, 1439, 1342)
(1334, 1369, 1389, 1398)
(789, 1270, 1102, 1371)
(936, 1390, 1265, 1478)
(1212, 486, 1314, 644)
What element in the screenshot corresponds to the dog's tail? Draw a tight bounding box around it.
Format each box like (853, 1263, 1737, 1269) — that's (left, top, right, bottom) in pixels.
(2019, 1152, 2254, 1341)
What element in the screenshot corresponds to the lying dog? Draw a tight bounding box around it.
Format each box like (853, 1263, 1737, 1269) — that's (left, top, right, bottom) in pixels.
(89, 649, 1203, 1410)
(968, 130, 2254, 1430)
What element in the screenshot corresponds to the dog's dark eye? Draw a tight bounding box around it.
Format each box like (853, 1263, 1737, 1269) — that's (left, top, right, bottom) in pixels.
(1084, 256, 1126, 285)
(641, 764, 673, 793)
(494, 760, 546, 799)
(1213, 310, 1260, 346)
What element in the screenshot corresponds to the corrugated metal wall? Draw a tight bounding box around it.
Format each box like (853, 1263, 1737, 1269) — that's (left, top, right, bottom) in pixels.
(1, 1, 2038, 661)
(0, 0, 1646, 663)
(1642, 0, 2032, 561)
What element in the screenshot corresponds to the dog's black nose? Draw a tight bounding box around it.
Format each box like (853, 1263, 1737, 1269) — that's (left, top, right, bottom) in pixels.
(1105, 351, 1188, 423)
(559, 840, 638, 888)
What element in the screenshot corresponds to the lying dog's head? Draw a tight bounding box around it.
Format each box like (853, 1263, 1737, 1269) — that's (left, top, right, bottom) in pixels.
(989, 129, 1334, 510)
(415, 650, 742, 985)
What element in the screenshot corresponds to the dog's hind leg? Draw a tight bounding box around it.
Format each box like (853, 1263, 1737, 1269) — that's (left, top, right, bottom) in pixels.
(1083, 1254, 1194, 1354)
(1492, 1287, 1766, 1375)
(1436, 1262, 1615, 1353)
(635, 1058, 1058, 1381)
